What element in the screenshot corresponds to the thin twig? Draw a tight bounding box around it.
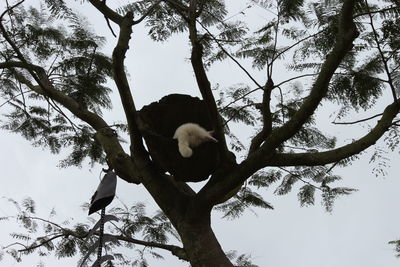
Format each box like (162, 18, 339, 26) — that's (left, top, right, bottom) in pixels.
(0, 0, 25, 21)
(48, 99, 80, 133)
(272, 29, 326, 63)
(0, 89, 31, 108)
(354, 5, 399, 18)
(268, 2, 280, 77)
(332, 112, 383, 125)
(220, 86, 262, 111)
(366, 0, 397, 102)
(222, 103, 255, 126)
(18, 234, 65, 252)
(197, 20, 263, 89)
(278, 167, 322, 191)
(274, 73, 319, 88)
(105, 16, 117, 37)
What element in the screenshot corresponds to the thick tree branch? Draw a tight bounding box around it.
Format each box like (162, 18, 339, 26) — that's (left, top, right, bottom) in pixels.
(88, 0, 123, 25)
(0, 61, 107, 129)
(112, 12, 146, 156)
(254, 0, 359, 153)
(198, 0, 360, 206)
(248, 79, 274, 154)
(109, 15, 193, 215)
(108, 12, 194, 206)
(186, 0, 231, 162)
(264, 100, 400, 167)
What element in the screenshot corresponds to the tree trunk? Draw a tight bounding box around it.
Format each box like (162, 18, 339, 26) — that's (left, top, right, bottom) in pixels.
(177, 214, 234, 267)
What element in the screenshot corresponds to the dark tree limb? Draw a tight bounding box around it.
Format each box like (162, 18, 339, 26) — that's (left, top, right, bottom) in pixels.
(111, 12, 146, 156)
(248, 78, 274, 154)
(186, 0, 231, 162)
(109, 12, 192, 206)
(0, 0, 25, 21)
(263, 100, 400, 167)
(332, 113, 383, 125)
(197, 0, 360, 206)
(88, 0, 124, 25)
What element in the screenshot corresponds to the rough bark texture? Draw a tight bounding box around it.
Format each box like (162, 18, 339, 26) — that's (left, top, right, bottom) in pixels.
(175, 211, 234, 267)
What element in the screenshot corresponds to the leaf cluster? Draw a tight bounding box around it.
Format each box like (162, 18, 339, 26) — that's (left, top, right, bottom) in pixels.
(226, 250, 259, 267)
(389, 239, 400, 258)
(0, 6, 116, 167)
(0, 198, 180, 266)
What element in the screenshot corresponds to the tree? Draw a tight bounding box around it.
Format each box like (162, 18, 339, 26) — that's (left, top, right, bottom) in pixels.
(0, 0, 400, 266)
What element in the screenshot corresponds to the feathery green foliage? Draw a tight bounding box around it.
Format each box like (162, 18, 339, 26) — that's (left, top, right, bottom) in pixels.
(1, 0, 400, 265)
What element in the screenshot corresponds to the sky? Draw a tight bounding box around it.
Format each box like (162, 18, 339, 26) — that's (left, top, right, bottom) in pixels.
(1, 1, 400, 267)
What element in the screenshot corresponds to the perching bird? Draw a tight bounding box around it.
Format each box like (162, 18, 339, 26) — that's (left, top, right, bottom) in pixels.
(173, 123, 218, 158)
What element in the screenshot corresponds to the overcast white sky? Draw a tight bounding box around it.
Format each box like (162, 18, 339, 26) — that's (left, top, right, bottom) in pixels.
(1, 1, 400, 267)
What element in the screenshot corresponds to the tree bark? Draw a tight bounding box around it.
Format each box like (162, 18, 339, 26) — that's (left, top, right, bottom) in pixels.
(176, 214, 234, 267)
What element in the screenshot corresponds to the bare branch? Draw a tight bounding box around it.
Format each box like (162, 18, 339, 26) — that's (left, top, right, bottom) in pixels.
(265, 100, 400, 167)
(274, 73, 319, 88)
(332, 112, 383, 125)
(268, 4, 280, 77)
(272, 29, 327, 64)
(186, 0, 231, 161)
(105, 16, 117, 38)
(222, 103, 256, 126)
